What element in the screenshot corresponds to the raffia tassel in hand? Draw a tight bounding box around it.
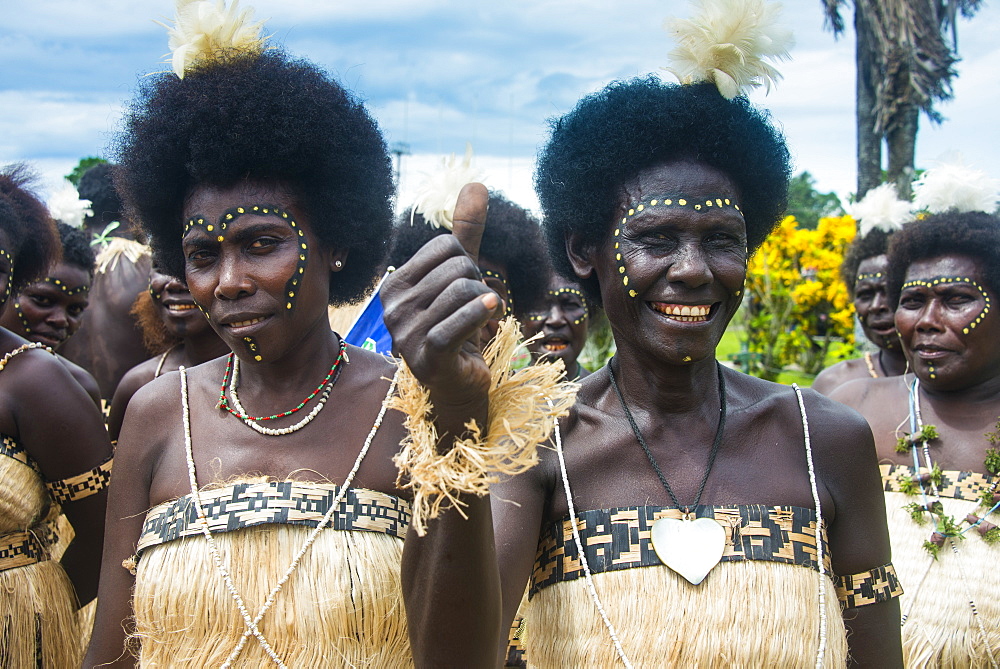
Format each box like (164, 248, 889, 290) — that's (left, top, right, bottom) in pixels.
(390, 316, 579, 536)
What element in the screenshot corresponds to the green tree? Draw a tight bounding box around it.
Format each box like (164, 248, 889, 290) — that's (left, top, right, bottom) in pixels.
(64, 156, 107, 186)
(821, 1, 982, 199)
(786, 171, 844, 230)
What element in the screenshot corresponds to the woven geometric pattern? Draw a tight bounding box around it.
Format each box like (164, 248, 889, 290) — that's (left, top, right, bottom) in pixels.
(46, 456, 113, 504)
(504, 615, 527, 668)
(881, 464, 996, 503)
(137, 481, 411, 555)
(0, 519, 59, 572)
(530, 505, 832, 597)
(835, 563, 903, 609)
(0, 433, 39, 473)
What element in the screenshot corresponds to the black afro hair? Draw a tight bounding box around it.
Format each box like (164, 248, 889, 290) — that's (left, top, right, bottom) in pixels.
(389, 191, 549, 318)
(114, 50, 394, 305)
(535, 77, 791, 304)
(77, 163, 123, 229)
(56, 221, 96, 276)
(841, 227, 892, 297)
(886, 210, 1000, 305)
(0, 164, 60, 295)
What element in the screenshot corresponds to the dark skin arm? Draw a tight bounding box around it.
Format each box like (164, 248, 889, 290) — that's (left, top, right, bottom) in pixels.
(106, 361, 156, 444)
(61, 355, 103, 408)
(0, 346, 113, 606)
(84, 378, 168, 667)
(382, 183, 504, 667)
(490, 446, 552, 666)
(805, 389, 902, 667)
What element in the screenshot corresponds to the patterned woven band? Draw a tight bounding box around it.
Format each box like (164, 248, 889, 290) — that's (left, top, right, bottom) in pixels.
(0, 434, 39, 473)
(136, 480, 411, 556)
(881, 464, 996, 503)
(0, 520, 60, 572)
(835, 563, 902, 608)
(530, 504, 901, 608)
(46, 457, 113, 504)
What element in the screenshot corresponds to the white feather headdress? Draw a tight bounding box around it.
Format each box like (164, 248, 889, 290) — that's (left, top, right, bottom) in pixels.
(848, 183, 912, 237)
(159, 0, 268, 79)
(664, 0, 794, 100)
(48, 180, 92, 229)
(410, 144, 484, 231)
(912, 161, 1000, 215)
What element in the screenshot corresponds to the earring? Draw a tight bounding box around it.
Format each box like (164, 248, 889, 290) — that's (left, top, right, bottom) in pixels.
(335, 260, 343, 269)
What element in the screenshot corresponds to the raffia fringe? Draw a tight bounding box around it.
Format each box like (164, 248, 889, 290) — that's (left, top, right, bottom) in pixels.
(95, 237, 150, 274)
(133, 523, 412, 666)
(0, 559, 81, 667)
(525, 561, 847, 668)
(885, 491, 1000, 667)
(390, 317, 579, 536)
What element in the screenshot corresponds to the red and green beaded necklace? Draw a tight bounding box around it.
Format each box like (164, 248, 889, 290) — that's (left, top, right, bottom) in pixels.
(217, 338, 348, 421)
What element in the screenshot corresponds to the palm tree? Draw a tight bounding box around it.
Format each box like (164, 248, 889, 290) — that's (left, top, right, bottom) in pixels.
(821, 0, 982, 199)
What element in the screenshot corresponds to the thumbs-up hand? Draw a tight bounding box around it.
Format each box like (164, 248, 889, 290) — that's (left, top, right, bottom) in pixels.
(382, 183, 501, 412)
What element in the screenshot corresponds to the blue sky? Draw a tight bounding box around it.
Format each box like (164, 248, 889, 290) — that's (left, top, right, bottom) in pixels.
(3, 1, 998, 212)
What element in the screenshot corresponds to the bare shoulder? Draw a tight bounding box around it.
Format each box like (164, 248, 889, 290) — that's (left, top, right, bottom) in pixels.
(828, 374, 898, 411)
(812, 357, 869, 395)
(60, 354, 102, 405)
(113, 357, 160, 405)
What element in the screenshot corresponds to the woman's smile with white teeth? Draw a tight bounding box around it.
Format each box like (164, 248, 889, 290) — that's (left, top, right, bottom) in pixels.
(649, 302, 711, 321)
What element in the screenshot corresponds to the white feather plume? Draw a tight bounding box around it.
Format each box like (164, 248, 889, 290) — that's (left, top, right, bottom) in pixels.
(664, 0, 794, 99)
(410, 144, 484, 231)
(912, 161, 1000, 215)
(48, 180, 92, 229)
(159, 0, 268, 79)
(848, 183, 912, 237)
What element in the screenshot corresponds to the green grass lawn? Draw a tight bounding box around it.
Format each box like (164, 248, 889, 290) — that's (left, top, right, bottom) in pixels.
(717, 326, 845, 387)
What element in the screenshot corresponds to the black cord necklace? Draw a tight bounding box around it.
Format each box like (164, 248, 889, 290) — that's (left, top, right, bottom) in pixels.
(607, 357, 727, 517)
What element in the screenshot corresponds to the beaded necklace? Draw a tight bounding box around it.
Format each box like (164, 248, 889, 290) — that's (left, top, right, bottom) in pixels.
(864, 351, 879, 378)
(180, 365, 399, 667)
(896, 376, 1000, 666)
(218, 339, 347, 421)
(897, 377, 1000, 553)
(0, 342, 54, 371)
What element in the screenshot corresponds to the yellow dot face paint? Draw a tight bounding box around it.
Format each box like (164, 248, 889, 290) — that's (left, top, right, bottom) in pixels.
(614, 194, 744, 299)
(185, 203, 309, 317)
(900, 276, 991, 334)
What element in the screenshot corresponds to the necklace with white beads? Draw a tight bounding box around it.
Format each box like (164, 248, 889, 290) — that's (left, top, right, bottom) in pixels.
(227, 352, 341, 436)
(180, 364, 400, 667)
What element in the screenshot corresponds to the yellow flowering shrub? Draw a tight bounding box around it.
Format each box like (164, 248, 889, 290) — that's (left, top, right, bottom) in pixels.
(739, 214, 856, 380)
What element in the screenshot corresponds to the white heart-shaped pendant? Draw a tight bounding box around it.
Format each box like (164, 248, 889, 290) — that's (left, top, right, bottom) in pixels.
(650, 516, 726, 585)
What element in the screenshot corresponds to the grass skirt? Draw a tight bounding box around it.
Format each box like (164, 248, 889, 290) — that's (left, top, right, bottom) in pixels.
(525, 561, 847, 668)
(885, 491, 1000, 668)
(0, 455, 80, 667)
(133, 523, 412, 667)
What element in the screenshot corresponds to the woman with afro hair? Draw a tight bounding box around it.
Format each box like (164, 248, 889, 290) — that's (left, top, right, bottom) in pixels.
(813, 185, 912, 395)
(831, 209, 1000, 666)
(381, 2, 903, 665)
(0, 221, 102, 405)
(86, 3, 418, 665)
(388, 191, 548, 348)
(0, 165, 112, 667)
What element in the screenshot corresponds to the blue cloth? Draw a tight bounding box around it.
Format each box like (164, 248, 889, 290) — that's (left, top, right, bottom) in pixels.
(344, 280, 393, 355)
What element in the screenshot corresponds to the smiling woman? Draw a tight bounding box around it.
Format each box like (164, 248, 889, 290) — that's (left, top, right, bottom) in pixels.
(831, 210, 1000, 666)
(83, 1, 422, 666)
(0, 166, 112, 667)
(0, 221, 101, 404)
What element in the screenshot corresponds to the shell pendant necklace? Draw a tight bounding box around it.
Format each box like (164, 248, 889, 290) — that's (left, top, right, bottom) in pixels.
(607, 358, 727, 585)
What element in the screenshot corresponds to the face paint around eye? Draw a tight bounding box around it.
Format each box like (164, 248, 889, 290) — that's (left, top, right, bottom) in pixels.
(900, 276, 992, 335)
(186, 204, 309, 317)
(0, 249, 13, 304)
(616, 195, 744, 299)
